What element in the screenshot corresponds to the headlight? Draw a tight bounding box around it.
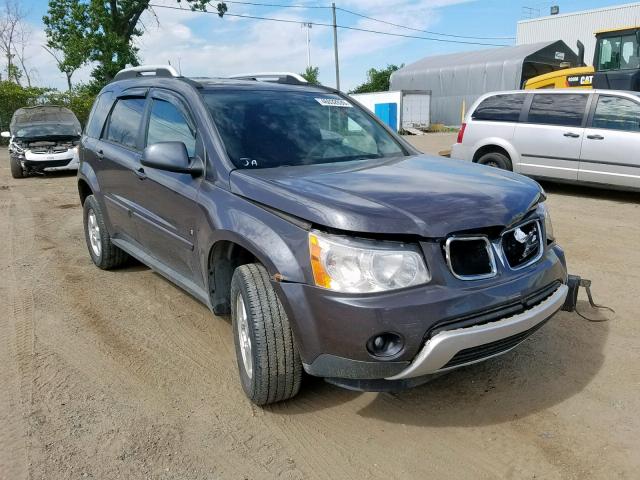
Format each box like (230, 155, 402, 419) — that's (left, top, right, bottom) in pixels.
(309, 230, 430, 293)
(537, 202, 554, 242)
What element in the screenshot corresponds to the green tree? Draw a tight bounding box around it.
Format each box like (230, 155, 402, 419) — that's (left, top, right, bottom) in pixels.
(43, 0, 92, 91)
(350, 64, 403, 94)
(43, 0, 227, 87)
(300, 66, 320, 85)
(0, 81, 49, 135)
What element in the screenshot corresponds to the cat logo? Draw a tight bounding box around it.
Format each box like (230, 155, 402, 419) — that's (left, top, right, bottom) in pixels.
(566, 75, 593, 87)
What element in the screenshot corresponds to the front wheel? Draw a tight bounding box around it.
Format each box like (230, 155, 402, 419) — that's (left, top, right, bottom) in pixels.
(230, 263, 302, 405)
(9, 155, 24, 178)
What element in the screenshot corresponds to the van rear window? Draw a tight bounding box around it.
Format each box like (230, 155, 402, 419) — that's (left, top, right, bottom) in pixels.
(472, 94, 525, 122)
(528, 94, 588, 127)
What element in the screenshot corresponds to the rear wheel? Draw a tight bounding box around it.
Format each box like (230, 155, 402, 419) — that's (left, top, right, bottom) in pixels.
(83, 195, 129, 270)
(230, 263, 302, 405)
(477, 151, 512, 171)
(9, 155, 24, 178)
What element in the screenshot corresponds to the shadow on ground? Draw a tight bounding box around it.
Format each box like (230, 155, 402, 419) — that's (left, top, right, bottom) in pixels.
(539, 180, 640, 204)
(273, 308, 608, 427)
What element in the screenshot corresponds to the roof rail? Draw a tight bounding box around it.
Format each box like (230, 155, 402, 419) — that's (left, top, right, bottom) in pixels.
(113, 65, 180, 82)
(228, 72, 308, 85)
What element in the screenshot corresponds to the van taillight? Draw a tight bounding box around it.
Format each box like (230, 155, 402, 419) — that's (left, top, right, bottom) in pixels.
(457, 123, 467, 143)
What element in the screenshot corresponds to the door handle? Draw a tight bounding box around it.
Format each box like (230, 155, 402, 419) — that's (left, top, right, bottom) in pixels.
(563, 132, 580, 138)
(587, 134, 604, 140)
(135, 167, 147, 180)
(96, 149, 104, 160)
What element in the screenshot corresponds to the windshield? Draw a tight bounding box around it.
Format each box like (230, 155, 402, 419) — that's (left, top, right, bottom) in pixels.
(597, 34, 640, 70)
(203, 89, 406, 169)
(14, 123, 80, 139)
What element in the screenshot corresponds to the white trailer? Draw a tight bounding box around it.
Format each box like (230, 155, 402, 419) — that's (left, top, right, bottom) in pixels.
(349, 90, 431, 132)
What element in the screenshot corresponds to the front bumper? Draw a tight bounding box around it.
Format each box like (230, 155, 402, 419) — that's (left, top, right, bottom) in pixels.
(274, 244, 567, 381)
(386, 283, 567, 379)
(20, 149, 79, 171)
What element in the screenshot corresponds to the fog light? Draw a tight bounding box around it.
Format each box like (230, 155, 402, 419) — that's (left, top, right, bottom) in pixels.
(367, 333, 403, 358)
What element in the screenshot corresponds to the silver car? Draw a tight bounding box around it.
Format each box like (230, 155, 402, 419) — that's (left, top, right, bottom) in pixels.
(451, 89, 640, 190)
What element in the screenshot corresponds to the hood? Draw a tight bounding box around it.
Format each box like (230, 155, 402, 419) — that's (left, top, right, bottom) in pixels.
(10, 106, 81, 139)
(229, 155, 542, 238)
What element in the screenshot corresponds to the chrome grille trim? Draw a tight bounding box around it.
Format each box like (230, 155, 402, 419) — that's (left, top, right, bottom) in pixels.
(501, 219, 544, 271)
(444, 235, 497, 281)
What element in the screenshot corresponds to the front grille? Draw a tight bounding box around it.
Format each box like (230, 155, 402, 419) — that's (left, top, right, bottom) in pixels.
(445, 236, 496, 280)
(442, 317, 550, 369)
(23, 159, 72, 169)
(427, 281, 561, 339)
(502, 219, 543, 269)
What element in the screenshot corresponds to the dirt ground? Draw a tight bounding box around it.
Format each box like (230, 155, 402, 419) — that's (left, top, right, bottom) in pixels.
(1, 139, 639, 480)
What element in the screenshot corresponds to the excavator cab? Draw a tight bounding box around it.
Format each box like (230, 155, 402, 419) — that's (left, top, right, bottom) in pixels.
(592, 27, 640, 90)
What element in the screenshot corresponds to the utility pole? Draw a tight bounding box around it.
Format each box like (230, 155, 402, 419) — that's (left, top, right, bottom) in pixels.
(332, 3, 340, 90)
(301, 22, 312, 68)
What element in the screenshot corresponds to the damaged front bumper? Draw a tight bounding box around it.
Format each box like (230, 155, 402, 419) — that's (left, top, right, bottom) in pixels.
(20, 148, 79, 172)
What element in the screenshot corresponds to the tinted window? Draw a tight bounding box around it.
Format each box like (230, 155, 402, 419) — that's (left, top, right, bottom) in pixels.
(146, 99, 196, 157)
(104, 97, 146, 149)
(528, 94, 588, 127)
(472, 94, 525, 122)
(86, 92, 113, 138)
(592, 96, 640, 131)
(203, 90, 405, 169)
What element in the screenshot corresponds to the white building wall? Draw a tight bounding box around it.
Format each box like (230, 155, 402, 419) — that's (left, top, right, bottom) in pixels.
(349, 91, 403, 131)
(517, 3, 640, 66)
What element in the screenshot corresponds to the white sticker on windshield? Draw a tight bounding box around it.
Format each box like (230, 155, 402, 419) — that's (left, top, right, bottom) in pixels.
(315, 97, 353, 108)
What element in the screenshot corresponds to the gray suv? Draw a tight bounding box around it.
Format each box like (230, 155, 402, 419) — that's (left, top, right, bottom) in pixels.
(79, 66, 568, 405)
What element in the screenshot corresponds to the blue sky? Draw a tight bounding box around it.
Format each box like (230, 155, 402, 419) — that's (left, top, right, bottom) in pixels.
(20, 0, 634, 90)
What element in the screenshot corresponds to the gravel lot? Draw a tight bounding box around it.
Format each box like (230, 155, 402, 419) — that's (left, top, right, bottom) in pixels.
(1, 139, 639, 480)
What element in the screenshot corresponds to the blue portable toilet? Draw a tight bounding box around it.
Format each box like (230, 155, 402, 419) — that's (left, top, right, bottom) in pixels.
(374, 103, 398, 131)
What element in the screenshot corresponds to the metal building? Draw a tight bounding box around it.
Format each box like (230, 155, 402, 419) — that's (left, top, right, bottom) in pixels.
(517, 3, 640, 67)
(390, 41, 578, 126)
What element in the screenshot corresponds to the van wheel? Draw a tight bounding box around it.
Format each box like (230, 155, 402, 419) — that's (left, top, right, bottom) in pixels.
(83, 195, 129, 269)
(230, 263, 302, 405)
(9, 155, 24, 178)
(477, 151, 512, 171)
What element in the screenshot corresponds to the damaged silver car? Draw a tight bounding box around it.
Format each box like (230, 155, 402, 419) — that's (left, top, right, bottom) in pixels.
(2, 105, 81, 178)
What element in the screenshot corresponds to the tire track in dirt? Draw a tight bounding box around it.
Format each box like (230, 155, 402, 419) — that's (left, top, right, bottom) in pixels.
(0, 180, 35, 480)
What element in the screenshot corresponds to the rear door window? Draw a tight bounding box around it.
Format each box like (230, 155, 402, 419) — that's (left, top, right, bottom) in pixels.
(85, 92, 113, 138)
(146, 99, 196, 157)
(472, 94, 526, 122)
(104, 97, 146, 149)
(592, 95, 640, 131)
(527, 94, 588, 127)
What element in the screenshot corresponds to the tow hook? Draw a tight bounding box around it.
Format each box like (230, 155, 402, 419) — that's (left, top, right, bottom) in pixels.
(562, 274, 614, 321)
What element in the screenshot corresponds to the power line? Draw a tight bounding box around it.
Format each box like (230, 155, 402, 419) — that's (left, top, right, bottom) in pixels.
(336, 6, 515, 41)
(212, 1, 514, 41)
(149, 4, 510, 46)
(220, 0, 330, 9)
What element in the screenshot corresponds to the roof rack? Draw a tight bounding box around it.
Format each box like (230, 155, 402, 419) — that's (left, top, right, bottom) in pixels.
(113, 65, 180, 82)
(228, 72, 308, 85)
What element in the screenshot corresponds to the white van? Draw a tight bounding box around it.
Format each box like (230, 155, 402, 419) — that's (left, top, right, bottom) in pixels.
(451, 89, 640, 190)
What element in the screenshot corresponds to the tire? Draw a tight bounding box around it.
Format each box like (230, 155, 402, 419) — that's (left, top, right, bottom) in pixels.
(9, 155, 24, 178)
(230, 263, 302, 405)
(82, 195, 129, 270)
(477, 151, 512, 171)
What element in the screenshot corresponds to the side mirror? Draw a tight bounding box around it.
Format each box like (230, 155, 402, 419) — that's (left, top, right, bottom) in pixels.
(141, 142, 203, 176)
(1, 131, 10, 138)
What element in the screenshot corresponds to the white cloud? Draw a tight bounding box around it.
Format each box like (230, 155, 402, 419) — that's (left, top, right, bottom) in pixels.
(15, 0, 474, 91)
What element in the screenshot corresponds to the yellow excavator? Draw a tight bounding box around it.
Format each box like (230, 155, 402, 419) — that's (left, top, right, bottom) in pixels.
(524, 26, 640, 91)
